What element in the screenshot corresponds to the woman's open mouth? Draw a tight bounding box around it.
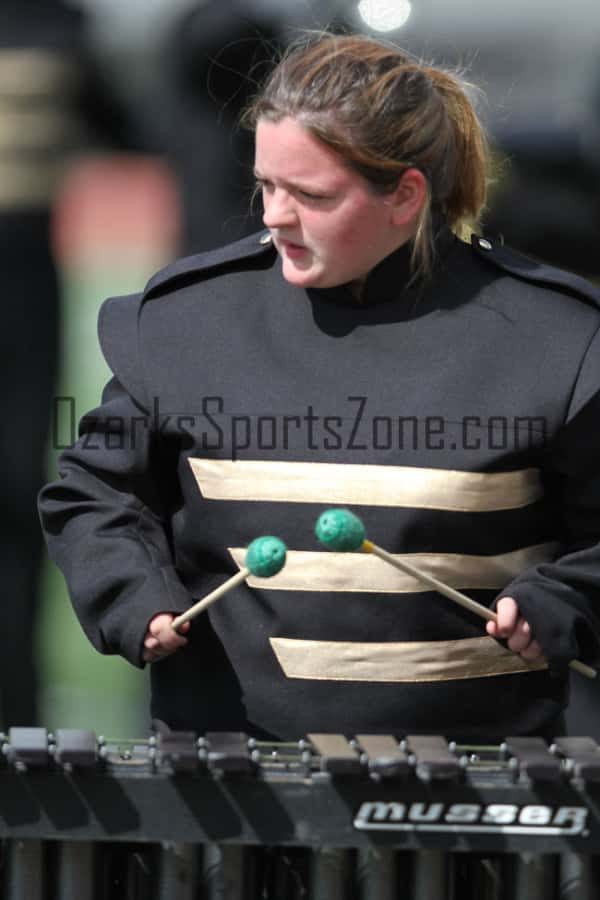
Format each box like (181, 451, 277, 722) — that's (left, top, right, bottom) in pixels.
(281, 240, 308, 258)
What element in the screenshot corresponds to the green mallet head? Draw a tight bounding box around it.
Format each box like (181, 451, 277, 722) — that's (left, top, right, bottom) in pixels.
(245, 536, 287, 577)
(315, 508, 365, 552)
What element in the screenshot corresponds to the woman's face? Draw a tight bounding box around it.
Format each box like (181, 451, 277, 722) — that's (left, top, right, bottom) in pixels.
(254, 117, 411, 290)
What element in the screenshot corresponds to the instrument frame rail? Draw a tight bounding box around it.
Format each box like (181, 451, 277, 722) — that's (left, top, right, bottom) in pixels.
(0, 730, 600, 855)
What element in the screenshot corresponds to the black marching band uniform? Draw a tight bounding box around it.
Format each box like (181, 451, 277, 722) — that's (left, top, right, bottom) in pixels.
(39, 226, 600, 742)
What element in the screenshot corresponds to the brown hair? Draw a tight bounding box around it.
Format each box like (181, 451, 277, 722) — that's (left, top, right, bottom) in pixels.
(243, 32, 490, 281)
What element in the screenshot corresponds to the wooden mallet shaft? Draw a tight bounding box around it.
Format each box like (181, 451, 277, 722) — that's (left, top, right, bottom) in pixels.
(362, 539, 596, 680)
(171, 569, 249, 631)
(170, 535, 288, 632)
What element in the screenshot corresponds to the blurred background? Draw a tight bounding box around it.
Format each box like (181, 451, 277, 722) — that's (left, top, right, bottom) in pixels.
(4, 0, 599, 739)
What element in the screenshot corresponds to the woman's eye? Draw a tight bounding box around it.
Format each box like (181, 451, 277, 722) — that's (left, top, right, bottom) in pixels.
(256, 179, 326, 201)
(299, 190, 326, 200)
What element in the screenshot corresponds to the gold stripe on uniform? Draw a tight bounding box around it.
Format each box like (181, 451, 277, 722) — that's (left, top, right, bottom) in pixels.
(189, 459, 543, 511)
(0, 109, 82, 150)
(0, 160, 66, 209)
(0, 51, 79, 97)
(228, 542, 557, 593)
(270, 635, 548, 683)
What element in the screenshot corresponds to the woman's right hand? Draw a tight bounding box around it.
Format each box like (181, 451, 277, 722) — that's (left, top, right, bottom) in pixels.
(142, 613, 190, 663)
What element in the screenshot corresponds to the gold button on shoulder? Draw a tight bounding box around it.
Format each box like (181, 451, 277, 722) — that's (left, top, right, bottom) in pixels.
(478, 238, 493, 251)
(259, 232, 273, 245)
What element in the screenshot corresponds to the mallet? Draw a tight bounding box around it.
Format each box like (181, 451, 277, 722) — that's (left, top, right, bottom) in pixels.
(171, 536, 287, 631)
(315, 508, 595, 680)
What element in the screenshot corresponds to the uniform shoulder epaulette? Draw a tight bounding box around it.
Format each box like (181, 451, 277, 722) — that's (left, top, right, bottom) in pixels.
(143, 230, 275, 300)
(471, 234, 600, 310)
(98, 292, 148, 408)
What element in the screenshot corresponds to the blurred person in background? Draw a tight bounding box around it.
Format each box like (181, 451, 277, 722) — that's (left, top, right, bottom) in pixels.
(0, 0, 149, 728)
(485, 119, 600, 277)
(157, 1, 280, 253)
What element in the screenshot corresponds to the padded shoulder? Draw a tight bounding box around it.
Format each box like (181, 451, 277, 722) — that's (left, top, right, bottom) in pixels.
(471, 234, 600, 309)
(98, 292, 148, 408)
(142, 230, 275, 300)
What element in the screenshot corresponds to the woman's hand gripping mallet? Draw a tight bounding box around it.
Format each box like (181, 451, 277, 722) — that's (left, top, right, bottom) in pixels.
(314, 508, 595, 679)
(143, 536, 287, 663)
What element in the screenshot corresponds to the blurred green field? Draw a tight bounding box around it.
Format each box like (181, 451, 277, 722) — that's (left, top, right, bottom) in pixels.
(39, 263, 154, 739)
(37, 156, 180, 738)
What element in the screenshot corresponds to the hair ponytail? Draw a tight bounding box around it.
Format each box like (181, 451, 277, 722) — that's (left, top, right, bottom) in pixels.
(424, 67, 488, 227)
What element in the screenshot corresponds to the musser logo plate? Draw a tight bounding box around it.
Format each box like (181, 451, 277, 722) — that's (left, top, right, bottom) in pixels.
(354, 801, 589, 836)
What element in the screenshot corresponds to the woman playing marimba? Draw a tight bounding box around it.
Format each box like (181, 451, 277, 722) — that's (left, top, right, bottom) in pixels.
(40, 32, 600, 741)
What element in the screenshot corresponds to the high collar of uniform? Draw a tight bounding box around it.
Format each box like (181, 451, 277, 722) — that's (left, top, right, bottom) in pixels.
(313, 217, 456, 308)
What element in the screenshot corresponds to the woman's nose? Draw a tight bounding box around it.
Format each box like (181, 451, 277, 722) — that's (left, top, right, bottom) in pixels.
(262, 189, 297, 229)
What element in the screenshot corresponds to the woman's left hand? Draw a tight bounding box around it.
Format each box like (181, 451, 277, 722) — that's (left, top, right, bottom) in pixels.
(486, 596, 544, 660)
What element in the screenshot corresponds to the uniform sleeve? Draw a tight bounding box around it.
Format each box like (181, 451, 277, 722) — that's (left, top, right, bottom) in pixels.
(500, 324, 600, 673)
(38, 376, 193, 668)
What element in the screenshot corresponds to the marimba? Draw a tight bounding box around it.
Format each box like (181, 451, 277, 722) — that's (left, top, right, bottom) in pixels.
(1, 729, 599, 899)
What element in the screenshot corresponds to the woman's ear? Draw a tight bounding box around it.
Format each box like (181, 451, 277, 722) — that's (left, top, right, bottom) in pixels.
(388, 168, 428, 227)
